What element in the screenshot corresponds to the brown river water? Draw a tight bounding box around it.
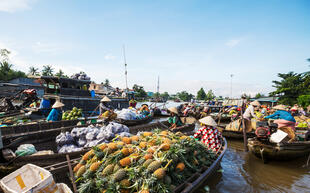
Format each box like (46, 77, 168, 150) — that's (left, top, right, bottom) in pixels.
(199, 140, 310, 193)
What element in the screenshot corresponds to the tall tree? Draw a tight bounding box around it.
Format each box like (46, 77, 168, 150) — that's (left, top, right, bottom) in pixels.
(270, 72, 307, 105)
(205, 89, 215, 100)
(42, 65, 54, 76)
(176, 91, 193, 102)
(196, 88, 206, 100)
(0, 48, 26, 81)
(103, 79, 110, 87)
(132, 84, 147, 98)
(55, 69, 65, 77)
(255, 93, 264, 98)
(28, 66, 39, 76)
(160, 92, 169, 100)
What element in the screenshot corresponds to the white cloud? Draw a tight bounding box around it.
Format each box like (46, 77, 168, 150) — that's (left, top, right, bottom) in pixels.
(32, 41, 68, 55)
(104, 54, 116, 60)
(225, 38, 242, 48)
(0, 0, 35, 13)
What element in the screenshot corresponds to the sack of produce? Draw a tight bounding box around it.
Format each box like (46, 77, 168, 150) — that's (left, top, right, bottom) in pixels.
(58, 144, 83, 153)
(56, 132, 75, 146)
(15, 144, 37, 156)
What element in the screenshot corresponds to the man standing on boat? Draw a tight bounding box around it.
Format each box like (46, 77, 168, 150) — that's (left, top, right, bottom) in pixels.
(242, 100, 260, 131)
(47, 100, 64, 122)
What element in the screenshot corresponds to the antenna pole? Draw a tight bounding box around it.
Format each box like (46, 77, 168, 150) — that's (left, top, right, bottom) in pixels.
(123, 45, 128, 92)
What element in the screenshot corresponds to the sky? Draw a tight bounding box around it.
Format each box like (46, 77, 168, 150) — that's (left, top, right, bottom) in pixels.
(0, 0, 309, 97)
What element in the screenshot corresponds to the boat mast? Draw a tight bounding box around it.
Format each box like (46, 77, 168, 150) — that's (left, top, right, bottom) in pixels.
(157, 76, 160, 101)
(123, 45, 128, 93)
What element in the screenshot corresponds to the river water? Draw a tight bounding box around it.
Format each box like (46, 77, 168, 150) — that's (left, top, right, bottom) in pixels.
(138, 101, 310, 193)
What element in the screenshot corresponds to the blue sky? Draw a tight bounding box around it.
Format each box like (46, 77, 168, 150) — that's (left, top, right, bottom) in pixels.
(0, 0, 309, 97)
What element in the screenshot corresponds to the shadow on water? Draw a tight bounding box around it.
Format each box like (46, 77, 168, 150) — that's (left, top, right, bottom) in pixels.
(199, 140, 310, 193)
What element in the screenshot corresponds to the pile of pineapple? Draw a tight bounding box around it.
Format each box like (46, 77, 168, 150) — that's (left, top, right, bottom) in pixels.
(74, 129, 217, 193)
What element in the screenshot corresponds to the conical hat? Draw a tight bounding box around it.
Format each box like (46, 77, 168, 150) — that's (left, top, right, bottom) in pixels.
(273, 105, 286, 111)
(250, 100, 260, 106)
(101, 96, 111, 102)
(168, 107, 178, 114)
(199, 116, 217, 126)
(290, 106, 298, 111)
(52, 101, 64, 108)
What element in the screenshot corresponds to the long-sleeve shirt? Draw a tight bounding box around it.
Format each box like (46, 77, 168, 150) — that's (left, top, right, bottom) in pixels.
(99, 103, 110, 114)
(243, 105, 257, 120)
(265, 110, 296, 122)
(47, 108, 62, 122)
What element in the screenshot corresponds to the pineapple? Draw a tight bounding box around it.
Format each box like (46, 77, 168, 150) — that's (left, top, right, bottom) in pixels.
(121, 148, 130, 156)
(144, 154, 153, 160)
(160, 143, 170, 151)
(160, 131, 168, 136)
(122, 137, 132, 144)
(82, 150, 94, 161)
(98, 144, 107, 151)
(102, 164, 114, 176)
(73, 163, 83, 173)
(143, 159, 153, 168)
(176, 162, 185, 172)
(76, 165, 86, 177)
(147, 146, 157, 154)
(108, 142, 118, 151)
(130, 135, 139, 142)
(139, 142, 147, 149)
(120, 179, 131, 188)
(147, 161, 161, 172)
(117, 141, 125, 148)
(153, 168, 165, 179)
(120, 157, 131, 167)
(143, 132, 153, 137)
(112, 169, 127, 182)
(90, 161, 101, 172)
(113, 164, 121, 173)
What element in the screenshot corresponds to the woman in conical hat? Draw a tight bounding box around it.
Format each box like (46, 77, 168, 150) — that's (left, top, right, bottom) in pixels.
(194, 116, 222, 152)
(99, 96, 111, 115)
(47, 100, 64, 122)
(265, 104, 296, 130)
(168, 107, 182, 129)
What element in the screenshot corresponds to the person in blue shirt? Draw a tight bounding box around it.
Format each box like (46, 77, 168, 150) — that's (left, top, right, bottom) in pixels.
(265, 104, 296, 129)
(47, 101, 64, 122)
(39, 97, 51, 116)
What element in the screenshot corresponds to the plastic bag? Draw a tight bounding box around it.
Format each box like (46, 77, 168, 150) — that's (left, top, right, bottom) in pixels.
(56, 132, 74, 146)
(15, 144, 37, 156)
(58, 144, 82, 153)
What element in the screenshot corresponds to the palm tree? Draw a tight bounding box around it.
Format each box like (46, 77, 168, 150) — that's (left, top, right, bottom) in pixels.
(42, 65, 54, 76)
(55, 69, 65, 77)
(28, 66, 39, 76)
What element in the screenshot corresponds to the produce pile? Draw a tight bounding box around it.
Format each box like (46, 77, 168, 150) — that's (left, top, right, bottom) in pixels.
(71, 72, 91, 80)
(62, 107, 83, 120)
(74, 129, 217, 193)
(56, 122, 130, 153)
(116, 108, 150, 120)
(294, 116, 310, 128)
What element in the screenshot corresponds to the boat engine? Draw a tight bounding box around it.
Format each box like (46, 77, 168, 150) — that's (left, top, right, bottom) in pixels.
(255, 127, 271, 139)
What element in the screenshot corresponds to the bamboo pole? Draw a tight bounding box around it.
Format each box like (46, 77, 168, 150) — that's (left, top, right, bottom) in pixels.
(241, 103, 248, 152)
(66, 154, 78, 193)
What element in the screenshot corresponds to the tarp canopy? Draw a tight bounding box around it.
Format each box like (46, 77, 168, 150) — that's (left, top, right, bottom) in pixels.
(222, 99, 244, 107)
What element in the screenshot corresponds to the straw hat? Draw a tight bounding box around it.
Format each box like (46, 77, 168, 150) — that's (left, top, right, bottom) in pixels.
(168, 107, 178, 114)
(250, 100, 260, 107)
(101, 96, 111, 102)
(52, 101, 64, 108)
(199, 116, 217, 127)
(273, 105, 287, 111)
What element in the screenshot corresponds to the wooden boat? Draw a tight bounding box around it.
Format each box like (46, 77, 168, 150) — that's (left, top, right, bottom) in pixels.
(45, 136, 227, 193)
(0, 121, 195, 168)
(115, 115, 153, 126)
(221, 130, 255, 139)
(248, 138, 310, 162)
(174, 138, 227, 193)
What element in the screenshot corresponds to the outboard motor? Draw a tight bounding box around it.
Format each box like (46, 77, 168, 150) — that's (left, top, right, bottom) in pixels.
(255, 127, 271, 139)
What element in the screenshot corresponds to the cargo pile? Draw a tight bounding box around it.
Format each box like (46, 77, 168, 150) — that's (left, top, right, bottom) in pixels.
(56, 122, 130, 153)
(116, 108, 150, 120)
(71, 72, 91, 80)
(62, 107, 83, 120)
(294, 116, 310, 128)
(74, 129, 217, 193)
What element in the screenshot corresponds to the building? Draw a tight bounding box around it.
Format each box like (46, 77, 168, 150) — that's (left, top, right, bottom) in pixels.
(250, 97, 279, 106)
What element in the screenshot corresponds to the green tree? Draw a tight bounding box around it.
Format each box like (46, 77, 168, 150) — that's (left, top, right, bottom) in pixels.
(205, 89, 215, 100)
(176, 91, 193, 101)
(160, 92, 169, 100)
(297, 95, 310, 108)
(270, 72, 307, 105)
(133, 84, 147, 98)
(241, 93, 251, 100)
(42, 65, 54, 76)
(255, 93, 265, 98)
(0, 48, 26, 81)
(28, 66, 39, 76)
(196, 88, 206, 100)
(103, 79, 110, 87)
(55, 69, 66, 77)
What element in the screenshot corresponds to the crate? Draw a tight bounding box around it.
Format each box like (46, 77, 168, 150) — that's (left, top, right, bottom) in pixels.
(0, 164, 58, 193)
(56, 183, 72, 193)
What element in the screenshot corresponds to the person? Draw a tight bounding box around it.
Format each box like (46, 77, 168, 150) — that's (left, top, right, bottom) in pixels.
(265, 105, 296, 130)
(47, 101, 64, 122)
(168, 107, 183, 129)
(39, 97, 51, 116)
(99, 96, 117, 122)
(139, 104, 150, 116)
(194, 116, 222, 152)
(99, 96, 112, 115)
(290, 106, 298, 116)
(129, 98, 137, 108)
(243, 100, 260, 120)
